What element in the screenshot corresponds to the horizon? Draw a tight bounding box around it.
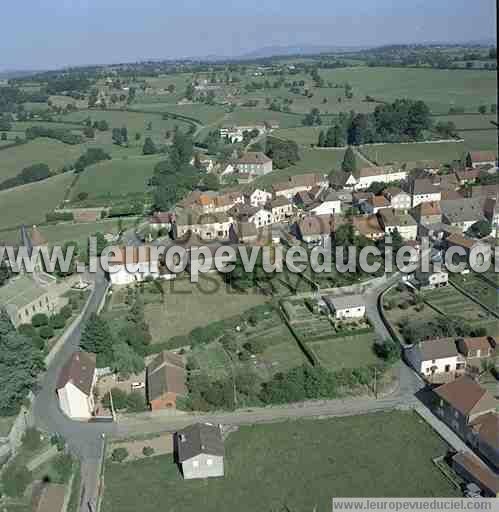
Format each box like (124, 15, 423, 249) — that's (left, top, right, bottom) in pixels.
(0, 0, 496, 71)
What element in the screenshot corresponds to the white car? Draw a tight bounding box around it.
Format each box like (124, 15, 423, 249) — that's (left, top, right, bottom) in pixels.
(131, 382, 145, 390)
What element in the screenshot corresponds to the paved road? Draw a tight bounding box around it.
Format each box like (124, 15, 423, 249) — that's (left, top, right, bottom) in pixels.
(32, 269, 112, 512)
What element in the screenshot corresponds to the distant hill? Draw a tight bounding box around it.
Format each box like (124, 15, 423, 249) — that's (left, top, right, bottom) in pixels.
(0, 69, 46, 80)
(239, 44, 366, 60)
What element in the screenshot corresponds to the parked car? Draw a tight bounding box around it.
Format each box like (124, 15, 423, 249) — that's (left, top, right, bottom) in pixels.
(131, 382, 145, 390)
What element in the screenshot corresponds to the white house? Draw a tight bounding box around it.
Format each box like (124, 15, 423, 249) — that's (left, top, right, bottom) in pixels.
(108, 246, 163, 286)
(411, 178, 442, 207)
(345, 166, 408, 191)
(56, 352, 96, 420)
(406, 339, 466, 382)
(175, 210, 233, 240)
(234, 152, 272, 177)
(176, 423, 225, 479)
(248, 188, 272, 208)
(327, 295, 366, 321)
(310, 190, 342, 216)
(250, 208, 273, 228)
(270, 197, 294, 223)
(377, 209, 418, 240)
(272, 174, 327, 199)
(415, 269, 449, 289)
(383, 187, 412, 210)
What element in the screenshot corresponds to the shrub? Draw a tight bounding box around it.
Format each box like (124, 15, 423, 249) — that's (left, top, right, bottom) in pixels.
(111, 448, 128, 463)
(32, 335, 46, 351)
(126, 391, 147, 413)
(39, 325, 55, 340)
(23, 427, 43, 452)
(18, 323, 37, 338)
(60, 305, 73, 320)
(50, 434, 66, 452)
(49, 313, 66, 330)
(103, 388, 128, 410)
(32, 313, 49, 328)
(142, 446, 155, 457)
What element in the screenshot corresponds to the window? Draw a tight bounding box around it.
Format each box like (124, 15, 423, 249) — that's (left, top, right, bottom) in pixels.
(206, 458, 213, 466)
(192, 460, 199, 468)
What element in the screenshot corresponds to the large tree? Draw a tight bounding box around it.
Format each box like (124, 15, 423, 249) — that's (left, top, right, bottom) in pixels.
(80, 313, 114, 367)
(342, 146, 357, 173)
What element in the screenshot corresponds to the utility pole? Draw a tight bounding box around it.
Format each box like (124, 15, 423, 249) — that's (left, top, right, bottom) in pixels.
(373, 367, 377, 399)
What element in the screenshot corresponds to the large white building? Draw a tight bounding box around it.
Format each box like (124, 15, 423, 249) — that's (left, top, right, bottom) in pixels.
(56, 352, 96, 420)
(310, 190, 342, 216)
(344, 166, 408, 191)
(248, 188, 272, 207)
(411, 178, 442, 207)
(175, 210, 233, 240)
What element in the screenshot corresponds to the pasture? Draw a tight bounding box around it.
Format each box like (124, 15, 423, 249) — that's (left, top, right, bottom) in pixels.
(0, 138, 84, 181)
(0, 172, 74, 230)
(358, 141, 466, 165)
(102, 411, 458, 512)
(70, 154, 164, 202)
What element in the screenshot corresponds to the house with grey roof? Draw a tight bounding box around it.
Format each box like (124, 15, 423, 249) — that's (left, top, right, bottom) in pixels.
(325, 295, 366, 321)
(441, 198, 485, 232)
(175, 423, 225, 479)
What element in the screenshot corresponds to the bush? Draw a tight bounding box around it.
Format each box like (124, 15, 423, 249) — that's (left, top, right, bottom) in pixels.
(39, 325, 55, 340)
(46, 211, 74, 223)
(111, 448, 128, 463)
(50, 434, 66, 452)
(32, 313, 49, 328)
(60, 305, 73, 320)
(23, 427, 43, 452)
(126, 391, 147, 413)
(103, 388, 128, 410)
(142, 446, 155, 457)
(18, 323, 37, 338)
(49, 313, 66, 330)
(32, 335, 46, 351)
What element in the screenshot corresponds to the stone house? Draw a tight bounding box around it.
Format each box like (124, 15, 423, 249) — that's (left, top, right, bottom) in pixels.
(147, 351, 187, 410)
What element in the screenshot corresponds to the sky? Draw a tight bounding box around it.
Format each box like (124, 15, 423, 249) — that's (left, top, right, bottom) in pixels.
(0, 0, 496, 70)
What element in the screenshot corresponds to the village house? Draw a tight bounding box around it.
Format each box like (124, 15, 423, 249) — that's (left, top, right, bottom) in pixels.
(361, 195, 391, 214)
(147, 351, 187, 410)
(175, 423, 225, 479)
(292, 214, 345, 248)
(310, 190, 343, 216)
(383, 187, 411, 210)
(247, 188, 272, 207)
(272, 173, 327, 199)
(0, 274, 61, 327)
(229, 222, 258, 244)
(452, 451, 499, 497)
(466, 151, 498, 169)
(56, 352, 96, 420)
(234, 152, 273, 177)
(343, 165, 408, 191)
(108, 246, 164, 286)
(469, 412, 499, 471)
(413, 201, 442, 225)
(455, 168, 482, 185)
(482, 197, 499, 236)
(414, 269, 449, 289)
(433, 376, 498, 442)
(293, 190, 316, 209)
(326, 295, 366, 321)
(400, 160, 440, 174)
(377, 209, 418, 240)
(444, 233, 492, 261)
(441, 198, 484, 232)
(220, 124, 265, 143)
(457, 337, 495, 361)
(470, 184, 499, 199)
(270, 196, 294, 223)
(149, 212, 175, 231)
(175, 210, 233, 241)
(352, 215, 385, 241)
(410, 178, 442, 207)
(405, 338, 466, 383)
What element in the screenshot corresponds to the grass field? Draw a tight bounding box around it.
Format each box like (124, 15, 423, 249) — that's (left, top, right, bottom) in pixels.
(359, 141, 466, 165)
(449, 273, 499, 313)
(225, 108, 304, 129)
(460, 129, 498, 151)
(0, 172, 74, 230)
(272, 126, 331, 146)
(433, 114, 497, 130)
(318, 67, 497, 114)
(309, 332, 379, 370)
(102, 411, 458, 512)
(132, 103, 228, 125)
(143, 275, 267, 342)
(69, 154, 164, 202)
(0, 138, 84, 181)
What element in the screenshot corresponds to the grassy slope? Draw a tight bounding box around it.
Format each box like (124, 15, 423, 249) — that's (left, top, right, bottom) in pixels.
(70, 154, 164, 201)
(0, 172, 74, 230)
(102, 412, 457, 512)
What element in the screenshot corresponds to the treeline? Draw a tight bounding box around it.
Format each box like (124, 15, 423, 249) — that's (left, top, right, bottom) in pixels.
(0, 163, 51, 191)
(26, 125, 84, 145)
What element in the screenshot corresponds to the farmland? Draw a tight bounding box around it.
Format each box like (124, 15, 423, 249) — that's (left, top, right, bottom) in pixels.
(0, 138, 83, 181)
(102, 411, 458, 512)
(0, 172, 74, 230)
(69, 154, 164, 203)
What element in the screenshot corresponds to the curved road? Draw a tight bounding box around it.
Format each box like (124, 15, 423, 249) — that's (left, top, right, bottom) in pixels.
(31, 264, 424, 511)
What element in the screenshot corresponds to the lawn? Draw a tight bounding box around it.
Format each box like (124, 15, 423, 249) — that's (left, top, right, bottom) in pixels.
(309, 332, 379, 371)
(142, 275, 268, 342)
(460, 129, 498, 152)
(433, 114, 497, 130)
(0, 138, 84, 181)
(0, 172, 74, 230)
(69, 154, 164, 202)
(359, 141, 466, 166)
(102, 411, 458, 512)
(272, 126, 331, 146)
(0, 416, 15, 437)
(225, 108, 304, 129)
(134, 104, 228, 125)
